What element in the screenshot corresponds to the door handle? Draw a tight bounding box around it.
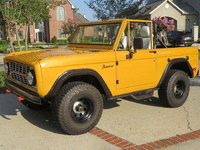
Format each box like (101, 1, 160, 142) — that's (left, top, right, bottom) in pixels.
(149, 51, 157, 54)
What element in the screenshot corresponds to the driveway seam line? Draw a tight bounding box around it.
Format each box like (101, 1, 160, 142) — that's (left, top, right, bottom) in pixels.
(89, 127, 200, 149)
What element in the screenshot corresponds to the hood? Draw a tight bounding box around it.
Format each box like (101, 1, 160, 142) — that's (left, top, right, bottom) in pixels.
(4, 48, 93, 65)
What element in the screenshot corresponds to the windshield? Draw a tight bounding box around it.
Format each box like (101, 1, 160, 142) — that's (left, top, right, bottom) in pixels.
(70, 23, 121, 45)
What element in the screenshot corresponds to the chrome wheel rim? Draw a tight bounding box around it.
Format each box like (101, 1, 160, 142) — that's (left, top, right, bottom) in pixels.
(72, 98, 93, 123)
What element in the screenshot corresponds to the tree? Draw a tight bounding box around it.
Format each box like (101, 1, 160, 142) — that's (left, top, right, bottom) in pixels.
(20, 0, 66, 51)
(0, 0, 66, 52)
(12, 0, 24, 51)
(0, 0, 17, 52)
(85, 0, 146, 21)
(115, 0, 149, 19)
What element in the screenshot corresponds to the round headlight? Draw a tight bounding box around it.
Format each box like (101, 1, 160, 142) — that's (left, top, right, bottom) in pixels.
(28, 70, 36, 86)
(5, 63, 9, 74)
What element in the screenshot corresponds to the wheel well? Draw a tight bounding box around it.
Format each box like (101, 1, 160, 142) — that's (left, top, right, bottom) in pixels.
(63, 75, 106, 96)
(170, 62, 192, 77)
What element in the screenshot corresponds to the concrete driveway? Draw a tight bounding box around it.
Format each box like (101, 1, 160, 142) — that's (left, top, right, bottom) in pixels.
(0, 79, 200, 150)
(0, 45, 200, 150)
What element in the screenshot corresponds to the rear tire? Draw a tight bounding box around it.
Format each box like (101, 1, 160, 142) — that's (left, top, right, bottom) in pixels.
(52, 81, 103, 135)
(158, 70, 189, 108)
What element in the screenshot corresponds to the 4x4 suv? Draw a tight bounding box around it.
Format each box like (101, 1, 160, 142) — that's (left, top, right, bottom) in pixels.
(4, 19, 199, 135)
(167, 31, 194, 46)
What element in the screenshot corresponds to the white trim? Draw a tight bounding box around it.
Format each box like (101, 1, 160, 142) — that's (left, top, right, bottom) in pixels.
(68, 0, 75, 9)
(57, 6, 65, 20)
(149, 0, 185, 15)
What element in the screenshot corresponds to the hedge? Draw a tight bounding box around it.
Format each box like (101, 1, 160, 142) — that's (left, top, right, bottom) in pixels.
(57, 40, 69, 45)
(0, 71, 6, 87)
(0, 40, 8, 45)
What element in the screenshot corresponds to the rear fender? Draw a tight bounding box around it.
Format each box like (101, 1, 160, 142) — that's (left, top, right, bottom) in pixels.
(157, 58, 193, 88)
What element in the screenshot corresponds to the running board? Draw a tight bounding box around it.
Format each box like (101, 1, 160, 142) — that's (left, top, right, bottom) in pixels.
(130, 88, 157, 100)
(108, 88, 159, 100)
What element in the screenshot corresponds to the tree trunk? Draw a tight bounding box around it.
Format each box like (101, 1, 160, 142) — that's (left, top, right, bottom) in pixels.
(15, 24, 22, 51)
(25, 24, 28, 51)
(7, 27, 14, 52)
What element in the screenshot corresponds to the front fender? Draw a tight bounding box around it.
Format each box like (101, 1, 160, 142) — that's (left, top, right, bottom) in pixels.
(45, 69, 112, 98)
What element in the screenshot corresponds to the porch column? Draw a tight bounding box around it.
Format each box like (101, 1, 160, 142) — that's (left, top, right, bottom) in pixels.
(192, 26, 199, 42)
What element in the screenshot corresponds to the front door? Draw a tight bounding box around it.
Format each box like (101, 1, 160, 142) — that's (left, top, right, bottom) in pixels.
(115, 21, 157, 95)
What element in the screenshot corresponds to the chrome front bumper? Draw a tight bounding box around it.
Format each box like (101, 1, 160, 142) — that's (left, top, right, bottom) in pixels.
(5, 79, 42, 105)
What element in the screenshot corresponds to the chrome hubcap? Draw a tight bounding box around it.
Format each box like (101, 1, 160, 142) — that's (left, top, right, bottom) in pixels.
(73, 100, 88, 118)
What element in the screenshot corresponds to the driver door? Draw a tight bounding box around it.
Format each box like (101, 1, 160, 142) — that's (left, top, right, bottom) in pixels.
(115, 21, 157, 95)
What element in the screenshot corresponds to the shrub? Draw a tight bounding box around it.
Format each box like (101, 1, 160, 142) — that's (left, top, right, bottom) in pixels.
(152, 16, 175, 32)
(20, 41, 25, 45)
(62, 18, 78, 41)
(7, 38, 10, 44)
(57, 40, 69, 45)
(53, 36, 57, 44)
(197, 38, 200, 43)
(0, 45, 8, 53)
(13, 41, 25, 45)
(13, 41, 18, 45)
(48, 43, 55, 45)
(0, 71, 6, 87)
(0, 40, 8, 45)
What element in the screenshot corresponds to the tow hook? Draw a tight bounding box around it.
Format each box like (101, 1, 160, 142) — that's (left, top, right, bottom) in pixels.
(18, 97, 25, 101)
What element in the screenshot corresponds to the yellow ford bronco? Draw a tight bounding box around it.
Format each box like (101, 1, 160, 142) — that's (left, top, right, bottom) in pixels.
(4, 19, 199, 135)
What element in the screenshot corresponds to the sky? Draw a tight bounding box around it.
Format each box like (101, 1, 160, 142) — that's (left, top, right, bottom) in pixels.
(69, 0, 96, 21)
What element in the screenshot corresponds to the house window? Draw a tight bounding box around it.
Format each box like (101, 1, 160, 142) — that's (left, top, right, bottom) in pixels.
(57, 6, 65, 20)
(58, 29, 66, 39)
(185, 19, 190, 32)
(15, 30, 23, 40)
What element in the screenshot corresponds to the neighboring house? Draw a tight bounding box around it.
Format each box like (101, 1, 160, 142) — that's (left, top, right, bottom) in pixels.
(0, 0, 88, 43)
(136, 0, 200, 33)
(74, 13, 89, 24)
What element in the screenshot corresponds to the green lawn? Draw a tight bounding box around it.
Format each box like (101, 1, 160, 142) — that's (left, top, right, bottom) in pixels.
(0, 71, 6, 87)
(0, 45, 9, 53)
(15, 47, 41, 51)
(198, 52, 200, 59)
(0, 44, 44, 53)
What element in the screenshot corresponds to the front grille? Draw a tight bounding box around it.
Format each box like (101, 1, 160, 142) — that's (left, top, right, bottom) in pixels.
(8, 61, 31, 85)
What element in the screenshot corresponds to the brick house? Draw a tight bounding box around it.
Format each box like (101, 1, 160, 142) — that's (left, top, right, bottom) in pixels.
(0, 0, 88, 43)
(136, 0, 200, 33)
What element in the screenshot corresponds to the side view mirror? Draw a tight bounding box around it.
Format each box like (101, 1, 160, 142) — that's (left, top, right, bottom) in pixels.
(134, 38, 143, 50)
(128, 38, 143, 59)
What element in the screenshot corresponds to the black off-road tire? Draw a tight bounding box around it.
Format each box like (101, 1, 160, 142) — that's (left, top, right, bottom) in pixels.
(158, 70, 189, 108)
(21, 100, 49, 110)
(51, 81, 103, 135)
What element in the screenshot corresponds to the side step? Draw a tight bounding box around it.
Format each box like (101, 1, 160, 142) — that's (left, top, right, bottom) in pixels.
(130, 89, 156, 100)
(108, 88, 159, 101)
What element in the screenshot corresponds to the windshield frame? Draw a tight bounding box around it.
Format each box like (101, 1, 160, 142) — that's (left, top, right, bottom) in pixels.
(69, 22, 122, 46)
